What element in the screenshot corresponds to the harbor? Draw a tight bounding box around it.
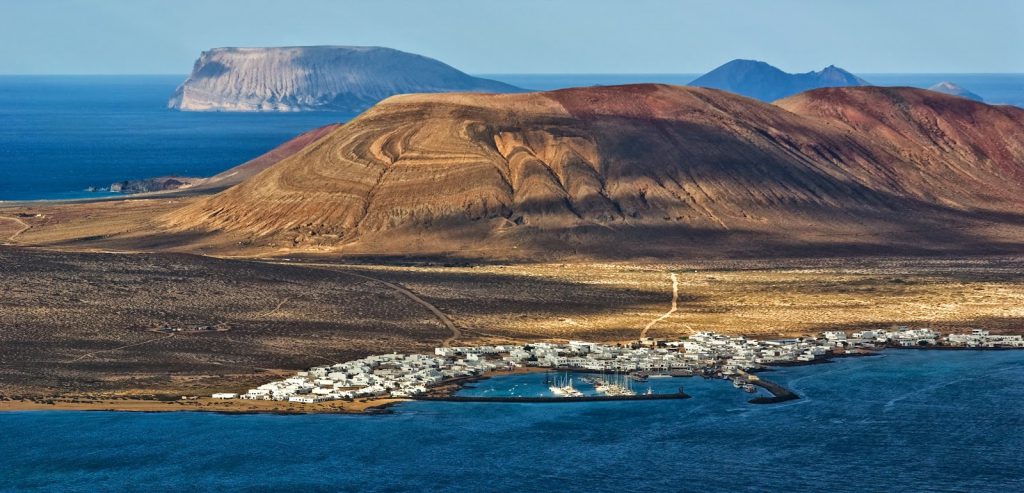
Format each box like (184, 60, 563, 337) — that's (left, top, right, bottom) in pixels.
(215, 327, 1023, 407)
(413, 393, 691, 403)
(10, 348, 1023, 492)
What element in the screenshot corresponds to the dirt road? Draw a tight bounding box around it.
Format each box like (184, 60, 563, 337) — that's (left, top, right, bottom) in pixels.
(69, 333, 176, 362)
(263, 261, 462, 347)
(640, 273, 679, 339)
(0, 216, 30, 244)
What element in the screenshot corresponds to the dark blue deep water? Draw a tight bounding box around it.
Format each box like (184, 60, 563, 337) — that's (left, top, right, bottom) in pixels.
(0, 75, 348, 201)
(2, 350, 1022, 492)
(2, 74, 1022, 201)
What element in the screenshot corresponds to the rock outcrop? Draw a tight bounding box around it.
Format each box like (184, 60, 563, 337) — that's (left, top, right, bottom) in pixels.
(108, 177, 195, 194)
(689, 59, 869, 101)
(168, 46, 520, 112)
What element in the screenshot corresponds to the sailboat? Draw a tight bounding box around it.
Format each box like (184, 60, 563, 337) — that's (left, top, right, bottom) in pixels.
(548, 373, 583, 397)
(595, 372, 635, 396)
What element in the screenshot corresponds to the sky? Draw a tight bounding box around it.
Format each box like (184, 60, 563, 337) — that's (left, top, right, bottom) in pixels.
(1, 0, 1021, 75)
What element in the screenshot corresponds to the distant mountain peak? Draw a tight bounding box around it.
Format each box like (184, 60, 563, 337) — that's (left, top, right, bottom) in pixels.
(689, 59, 869, 101)
(928, 81, 984, 102)
(168, 45, 521, 112)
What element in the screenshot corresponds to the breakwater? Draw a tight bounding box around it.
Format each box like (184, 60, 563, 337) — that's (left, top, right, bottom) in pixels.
(748, 378, 799, 404)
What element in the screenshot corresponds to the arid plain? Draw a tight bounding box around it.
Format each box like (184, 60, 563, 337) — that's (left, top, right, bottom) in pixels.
(3, 219, 1023, 407)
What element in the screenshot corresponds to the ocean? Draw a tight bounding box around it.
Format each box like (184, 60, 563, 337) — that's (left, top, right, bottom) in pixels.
(2, 350, 1022, 492)
(0, 75, 348, 201)
(1, 74, 1022, 201)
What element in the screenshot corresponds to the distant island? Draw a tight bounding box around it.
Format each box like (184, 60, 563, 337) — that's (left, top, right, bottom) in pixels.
(928, 81, 984, 102)
(168, 46, 521, 112)
(689, 59, 869, 101)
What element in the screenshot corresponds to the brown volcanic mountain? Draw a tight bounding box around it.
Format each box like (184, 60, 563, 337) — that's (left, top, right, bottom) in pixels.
(189, 123, 344, 192)
(162, 84, 1024, 258)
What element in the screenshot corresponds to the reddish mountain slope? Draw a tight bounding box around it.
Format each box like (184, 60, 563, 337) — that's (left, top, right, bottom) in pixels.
(161, 84, 1024, 258)
(190, 123, 344, 192)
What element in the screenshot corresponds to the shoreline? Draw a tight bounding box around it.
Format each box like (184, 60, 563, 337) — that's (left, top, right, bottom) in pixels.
(4, 348, 1019, 415)
(0, 367, 548, 416)
(0, 180, 222, 208)
(0, 397, 408, 415)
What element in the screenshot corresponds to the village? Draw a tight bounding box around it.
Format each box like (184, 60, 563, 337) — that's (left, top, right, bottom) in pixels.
(212, 327, 1024, 403)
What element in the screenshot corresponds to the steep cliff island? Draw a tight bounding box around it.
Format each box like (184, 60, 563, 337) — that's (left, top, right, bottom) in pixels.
(168, 46, 521, 112)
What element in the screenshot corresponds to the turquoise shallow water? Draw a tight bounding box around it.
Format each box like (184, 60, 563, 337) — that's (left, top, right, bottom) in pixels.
(2, 350, 1022, 492)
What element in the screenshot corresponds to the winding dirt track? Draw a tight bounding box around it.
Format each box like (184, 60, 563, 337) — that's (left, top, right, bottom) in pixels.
(68, 333, 176, 362)
(640, 273, 679, 339)
(263, 261, 462, 347)
(0, 216, 30, 244)
(261, 297, 292, 317)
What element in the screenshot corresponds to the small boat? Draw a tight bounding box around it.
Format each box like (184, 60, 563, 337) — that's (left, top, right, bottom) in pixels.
(595, 372, 635, 396)
(548, 373, 583, 397)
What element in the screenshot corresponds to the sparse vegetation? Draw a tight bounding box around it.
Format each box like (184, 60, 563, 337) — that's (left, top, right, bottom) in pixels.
(1, 247, 1021, 401)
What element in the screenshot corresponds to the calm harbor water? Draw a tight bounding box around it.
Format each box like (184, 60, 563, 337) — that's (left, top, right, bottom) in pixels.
(2, 74, 1022, 201)
(2, 350, 1022, 492)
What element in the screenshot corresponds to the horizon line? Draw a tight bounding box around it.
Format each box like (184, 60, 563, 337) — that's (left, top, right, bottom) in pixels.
(2, 72, 1024, 77)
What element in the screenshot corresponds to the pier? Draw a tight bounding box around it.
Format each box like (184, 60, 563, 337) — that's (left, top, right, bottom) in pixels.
(747, 378, 799, 404)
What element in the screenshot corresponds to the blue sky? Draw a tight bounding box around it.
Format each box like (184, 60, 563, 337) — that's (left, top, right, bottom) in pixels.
(1, 0, 1021, 74)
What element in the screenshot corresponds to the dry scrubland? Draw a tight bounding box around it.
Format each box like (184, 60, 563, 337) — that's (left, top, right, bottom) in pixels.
(0, 248, 448, 399)
(2, 246, 1022, 402)
(347, 258, 1024, 340)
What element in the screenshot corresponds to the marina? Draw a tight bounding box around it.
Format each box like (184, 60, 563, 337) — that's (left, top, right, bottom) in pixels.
(414, 392, 690, 403)
(9, 350, 1021, 492)
(220, 327, 1022, 407)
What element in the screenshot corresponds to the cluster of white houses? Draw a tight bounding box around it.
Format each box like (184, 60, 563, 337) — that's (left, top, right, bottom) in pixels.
(437, 342, 697, 372)
(674, 332, 831, 372)
(945, 329, 1024, 348)
(821, 327, 1024, 348)
(217, 352, 507, 403)
(212, 327, 1023, 403)
(822, 327, 942, 347)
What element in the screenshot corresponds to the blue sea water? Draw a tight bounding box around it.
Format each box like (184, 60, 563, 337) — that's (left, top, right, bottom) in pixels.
(2, 350, 1022, 492)
(2, 74, 1023, 201)
(0, 76, 348, 201)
